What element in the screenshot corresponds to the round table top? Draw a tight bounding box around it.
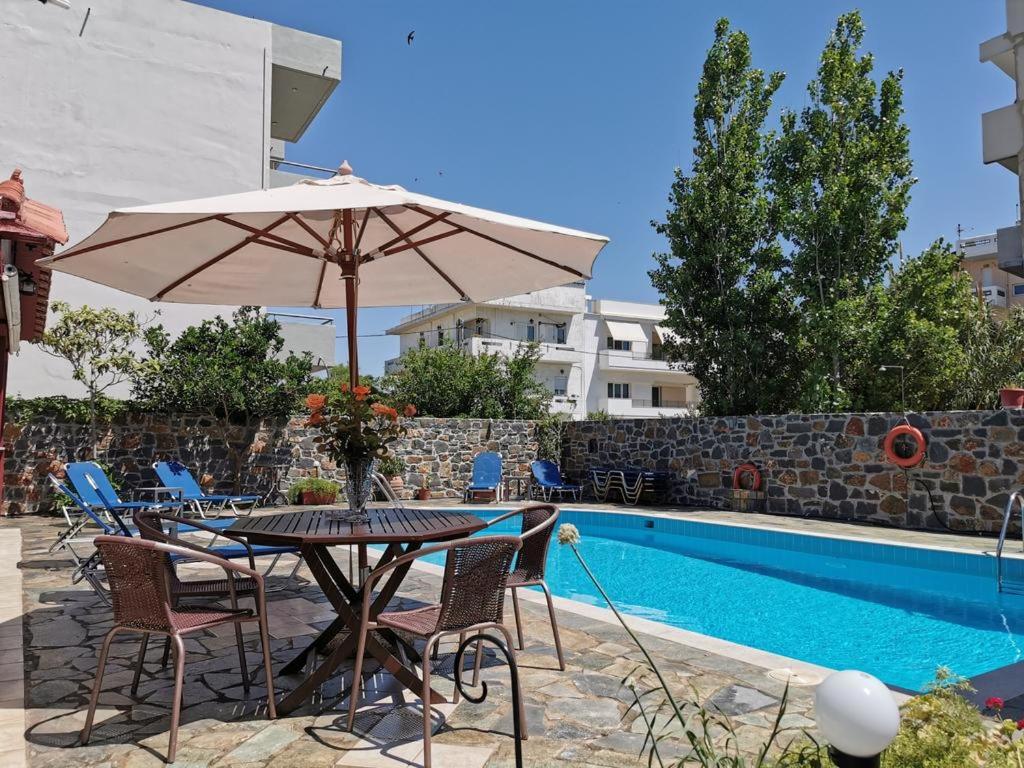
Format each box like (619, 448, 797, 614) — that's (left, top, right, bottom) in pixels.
(227, 506, 486, 546)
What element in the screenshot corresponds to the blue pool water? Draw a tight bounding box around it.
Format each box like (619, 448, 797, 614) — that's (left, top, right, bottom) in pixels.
(413, 509, 1024, 691)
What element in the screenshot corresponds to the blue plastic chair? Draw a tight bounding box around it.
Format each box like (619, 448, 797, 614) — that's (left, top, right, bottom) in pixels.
(153, 461, 260, 518)
(530, 460, 581, 502)
(464, 451, 503, 502)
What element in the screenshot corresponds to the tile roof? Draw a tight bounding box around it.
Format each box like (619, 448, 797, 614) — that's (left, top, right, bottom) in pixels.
(0, 169, 67, 245)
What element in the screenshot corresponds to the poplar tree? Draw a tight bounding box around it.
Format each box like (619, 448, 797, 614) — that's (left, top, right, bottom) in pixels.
(650, 18, 801, 416)
(769, 11, 914, 411)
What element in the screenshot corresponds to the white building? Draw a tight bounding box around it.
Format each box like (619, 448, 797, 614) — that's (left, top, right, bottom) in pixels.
(980, 0, 1024, 278)
(385, 283, 701, 419)
(0, 0, 341, 397)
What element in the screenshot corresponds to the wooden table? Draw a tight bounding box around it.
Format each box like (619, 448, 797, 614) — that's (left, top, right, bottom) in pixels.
(228, 506, 485, 714)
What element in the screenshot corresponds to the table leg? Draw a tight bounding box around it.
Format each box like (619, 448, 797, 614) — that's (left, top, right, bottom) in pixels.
(276, 542, 442, 715)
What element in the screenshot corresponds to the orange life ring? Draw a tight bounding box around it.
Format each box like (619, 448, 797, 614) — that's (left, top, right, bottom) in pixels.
(733, 463, 762, 491)
(883, 424, 927, 468)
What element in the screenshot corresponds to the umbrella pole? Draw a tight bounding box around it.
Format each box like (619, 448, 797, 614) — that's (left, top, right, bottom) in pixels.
(342, 209, 358, 389)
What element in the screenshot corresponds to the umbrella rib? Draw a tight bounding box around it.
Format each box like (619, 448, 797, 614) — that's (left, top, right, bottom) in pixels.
(47, 214, 222, 262)
(372, 207, 470, 301)
(313, 260, 328, 308)
(286, 212, 330, 249)
(151, 213, 292, 300)
(405, 204, 586, 278)
(353, 208, 371, 255)
(382, 228, 461, 256)
(215, 215, 314, 253)
(370, 210, 451, 255)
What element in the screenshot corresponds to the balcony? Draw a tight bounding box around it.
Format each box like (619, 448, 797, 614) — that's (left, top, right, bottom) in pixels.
(598, 348, 671, 372)
(467, 335, 581, 364)
(604, 397, 693, 418)
(982, 103, 1021, 173)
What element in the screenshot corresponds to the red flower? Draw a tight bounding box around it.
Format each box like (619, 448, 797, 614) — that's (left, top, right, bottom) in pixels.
(1016, 718, 1024, 730)
(340, 383, 350, 393)
(353, 385, 371, 401)
(306, 412, 324, 426)
(987, 696, 1005, 711)
(305, 393, 326, 411)
(403, 404, 417, 418)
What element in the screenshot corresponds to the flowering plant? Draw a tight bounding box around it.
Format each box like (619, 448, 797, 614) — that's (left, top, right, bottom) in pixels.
(305, 384, 415, 464)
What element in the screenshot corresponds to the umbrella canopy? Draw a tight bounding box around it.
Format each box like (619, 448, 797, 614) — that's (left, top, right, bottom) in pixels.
(41, 163, 608, 385)
(41, 164, 606, 307)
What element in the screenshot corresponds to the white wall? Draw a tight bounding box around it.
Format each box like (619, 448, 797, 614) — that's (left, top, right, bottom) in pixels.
(1, 0, 273, 397)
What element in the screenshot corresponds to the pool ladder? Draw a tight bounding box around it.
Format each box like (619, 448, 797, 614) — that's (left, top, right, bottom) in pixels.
(996, 490, 1024, 593)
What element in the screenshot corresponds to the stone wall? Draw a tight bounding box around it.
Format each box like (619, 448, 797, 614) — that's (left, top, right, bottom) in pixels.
(3, 414, 538, 515)
(561, 410, 1024, 533)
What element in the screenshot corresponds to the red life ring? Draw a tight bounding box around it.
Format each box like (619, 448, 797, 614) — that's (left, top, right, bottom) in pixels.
(883, 425, 927, 469)
(733, 463, 762, 491)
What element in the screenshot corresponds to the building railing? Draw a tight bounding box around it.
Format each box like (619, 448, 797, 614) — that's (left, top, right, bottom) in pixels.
(630, 399, 690, 409)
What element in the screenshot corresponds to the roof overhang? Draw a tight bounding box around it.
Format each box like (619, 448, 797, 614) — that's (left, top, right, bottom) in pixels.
(271, 24, 342, 143)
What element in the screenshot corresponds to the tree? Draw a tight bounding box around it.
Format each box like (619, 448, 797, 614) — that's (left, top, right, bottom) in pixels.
(39, 301, 151, 455)
(650, 18, 802, 416)
(308, 364, 375, 395)
(769, 11, 915, 410)
(381, 341, 550, 419)
(132, 307, 313, 488)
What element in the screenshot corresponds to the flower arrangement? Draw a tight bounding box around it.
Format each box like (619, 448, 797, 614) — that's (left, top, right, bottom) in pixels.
(304, 384, 415, 465)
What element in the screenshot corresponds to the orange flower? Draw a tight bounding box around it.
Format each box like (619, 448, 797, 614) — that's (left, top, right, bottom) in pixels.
(341, 383, 350, 393)
(370, 402, 390, 417)
(386, 406, 399, 422)
(403, 404, 417, 418)
(353, 384, 371, 401)
(306, 393, 326, 411)
(306, 412, 324, 426)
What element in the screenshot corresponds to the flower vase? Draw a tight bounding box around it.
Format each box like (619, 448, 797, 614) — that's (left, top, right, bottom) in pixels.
(344, 457, 377, 517)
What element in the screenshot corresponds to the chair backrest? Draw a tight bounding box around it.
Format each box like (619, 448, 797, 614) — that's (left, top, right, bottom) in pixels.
(514, 504, 559, 583)
(153, 461, 204, 500)
(48, 474, 132, 536)
(437, 535, 520, 632)
(65, 461, 124, 509)
(94, 536, 175, 632)
(531, 459, 563, 488)
(471, 452, 502, 488)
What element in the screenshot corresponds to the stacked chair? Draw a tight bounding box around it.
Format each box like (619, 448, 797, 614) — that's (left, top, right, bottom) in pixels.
(152, 460, 261, 517)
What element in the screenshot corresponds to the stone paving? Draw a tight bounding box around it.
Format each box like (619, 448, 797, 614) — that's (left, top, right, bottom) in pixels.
(4, 509, 830, 767)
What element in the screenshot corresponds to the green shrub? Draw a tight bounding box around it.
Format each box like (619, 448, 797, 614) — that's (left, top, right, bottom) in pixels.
(287, 477, 339, 504)
(8, 395, 133, 425)
(377, 454, 405, 478)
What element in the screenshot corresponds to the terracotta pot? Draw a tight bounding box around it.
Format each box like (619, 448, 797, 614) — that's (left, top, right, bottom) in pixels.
(300, 490, 337, 505)
(416, 487, 431, 501)
(388, 475, 404, 491)
(1001, 388, 1024, 408)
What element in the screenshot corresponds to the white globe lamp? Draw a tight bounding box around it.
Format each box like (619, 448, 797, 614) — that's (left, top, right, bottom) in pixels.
(814, 670, 900, 768)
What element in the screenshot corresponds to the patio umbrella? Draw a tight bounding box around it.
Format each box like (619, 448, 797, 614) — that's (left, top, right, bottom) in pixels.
(39, 162, 608, 386)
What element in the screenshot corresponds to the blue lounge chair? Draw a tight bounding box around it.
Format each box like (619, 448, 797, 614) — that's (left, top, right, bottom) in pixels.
(153, 461, 260, 518)
(530, 460, 581, 502)
(463, 451, 503, 502)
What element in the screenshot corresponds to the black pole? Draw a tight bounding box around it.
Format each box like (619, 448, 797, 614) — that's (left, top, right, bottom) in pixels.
(828, 747, 881, 768)
(454, 633, 523, 768)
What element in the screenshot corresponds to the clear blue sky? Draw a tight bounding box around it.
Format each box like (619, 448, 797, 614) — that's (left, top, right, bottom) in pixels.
(198, 0, 1017, 374)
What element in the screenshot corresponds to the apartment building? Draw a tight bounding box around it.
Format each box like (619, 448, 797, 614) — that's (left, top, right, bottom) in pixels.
(385, 283, 700, 419)
(0, 0, 340, 396)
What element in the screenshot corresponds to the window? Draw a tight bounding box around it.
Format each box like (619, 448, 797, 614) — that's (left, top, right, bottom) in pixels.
(607, 382, 631, 399)
(606, 336, 632, 351)
(982, 266, 993, 285)
(526, 322, 536, 342)
(652, 386, 662, 407)
(553, 376, 568, 396)
(1014, 284, 1024, 296)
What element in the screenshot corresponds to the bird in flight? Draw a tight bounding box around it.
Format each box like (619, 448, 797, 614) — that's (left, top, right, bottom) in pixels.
(407, 30, 415, 45)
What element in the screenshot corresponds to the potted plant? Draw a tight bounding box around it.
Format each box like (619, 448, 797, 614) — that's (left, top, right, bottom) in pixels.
(378, 454, 405, 492)
(289, 477, 339, 506)
(1000, 379, 1024, 408)
(305, 386, 416, 514)
(417, 487, 431, 501)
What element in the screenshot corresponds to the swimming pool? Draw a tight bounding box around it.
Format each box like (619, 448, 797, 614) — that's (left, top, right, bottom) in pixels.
(417, 509, 1024, 691)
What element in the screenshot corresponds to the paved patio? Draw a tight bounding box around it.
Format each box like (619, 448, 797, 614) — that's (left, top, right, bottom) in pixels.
(1, 507, 839, 768)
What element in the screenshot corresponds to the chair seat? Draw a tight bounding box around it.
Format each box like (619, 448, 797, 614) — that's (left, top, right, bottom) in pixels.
(195, 494, 261, 504)
(466, 484, 498, 491)
(507, 568, 543, 587)
(172, 576, 259, 598)
(377, 604, 442, 637)
(170, 607, 253, 632)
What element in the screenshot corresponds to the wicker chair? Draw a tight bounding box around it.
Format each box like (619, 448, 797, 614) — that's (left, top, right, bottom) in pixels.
(81, 536, 276, 763)
(482, 504, 565, 671)
(346, 535, 525, 768)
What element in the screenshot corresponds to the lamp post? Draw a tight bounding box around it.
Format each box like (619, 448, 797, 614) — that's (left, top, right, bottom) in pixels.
(814, 670, 900, 768)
